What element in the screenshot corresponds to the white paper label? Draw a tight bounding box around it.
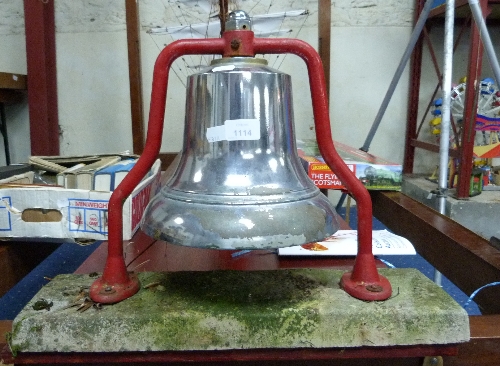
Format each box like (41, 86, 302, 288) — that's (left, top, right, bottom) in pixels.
(206, 119, 260, 142)
(206, 125, 226, 143)
(225, 119, 260, 141)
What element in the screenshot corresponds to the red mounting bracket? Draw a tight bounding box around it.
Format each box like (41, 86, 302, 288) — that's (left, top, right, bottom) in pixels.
(89, 29, 392, 304)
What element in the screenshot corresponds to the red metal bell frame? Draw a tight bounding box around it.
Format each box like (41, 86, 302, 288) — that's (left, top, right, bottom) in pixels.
(89, 29, 392, 304)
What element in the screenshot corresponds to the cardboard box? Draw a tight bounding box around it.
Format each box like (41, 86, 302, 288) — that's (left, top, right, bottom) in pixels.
(0, 159, 161, 242)
(297, 140, 402, 191)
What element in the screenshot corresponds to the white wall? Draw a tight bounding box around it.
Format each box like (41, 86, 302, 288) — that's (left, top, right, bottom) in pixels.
(5, 0, 487, 177)
(56, 32, 133, 155)
(139, 0, 414, 162)
(0, 0, 30, 166)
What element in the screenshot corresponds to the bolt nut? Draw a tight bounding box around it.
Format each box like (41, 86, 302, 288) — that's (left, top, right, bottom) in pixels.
(430, 357, 439, 366)
(231, 39, 241, 50)
(104, 286, 113, 292)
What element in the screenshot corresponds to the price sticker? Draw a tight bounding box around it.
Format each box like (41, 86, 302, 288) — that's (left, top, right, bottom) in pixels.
(206, 119, 260, 143)
(225, 119, 260, 141)
(206, 125, 226, 143)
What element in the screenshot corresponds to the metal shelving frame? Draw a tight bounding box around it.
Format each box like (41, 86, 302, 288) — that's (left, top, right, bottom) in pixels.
(404, 0, 500, 198)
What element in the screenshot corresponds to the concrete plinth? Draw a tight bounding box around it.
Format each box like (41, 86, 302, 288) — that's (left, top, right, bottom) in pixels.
(402, 175, 500, 240)
(11, 268, 469, 353)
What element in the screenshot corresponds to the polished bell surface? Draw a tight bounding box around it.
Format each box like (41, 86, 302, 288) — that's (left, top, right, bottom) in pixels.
(141, 57, 339, 249)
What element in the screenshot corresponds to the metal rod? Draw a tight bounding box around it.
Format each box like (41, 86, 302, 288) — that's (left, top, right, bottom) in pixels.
(435, 0, 456, 287)
(469, 0, 500, 87)
(335, 192, 347, 212)
(360, 0, 434, 152)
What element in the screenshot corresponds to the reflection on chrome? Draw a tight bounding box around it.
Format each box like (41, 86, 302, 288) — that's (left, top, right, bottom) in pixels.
(239, 218, 255, 229)
(224, 174, 251, 187)
(193, 170, 202, 182)
(269, 158, 278, 172)
(242, 71, 252, 81)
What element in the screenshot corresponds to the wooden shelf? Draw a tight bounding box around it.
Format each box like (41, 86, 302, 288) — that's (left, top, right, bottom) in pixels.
(0, 72, 26, 90)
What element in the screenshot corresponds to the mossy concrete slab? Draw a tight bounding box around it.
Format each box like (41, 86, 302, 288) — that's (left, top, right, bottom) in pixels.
(11, 268, 469, 353)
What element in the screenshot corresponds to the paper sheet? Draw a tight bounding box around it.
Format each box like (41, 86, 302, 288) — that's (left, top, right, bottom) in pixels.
(278, 230, 416, 256)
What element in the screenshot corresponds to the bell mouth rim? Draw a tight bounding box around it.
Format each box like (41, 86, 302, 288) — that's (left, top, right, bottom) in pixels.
(141, 190, 338, 250)
(158, 186, 322, 205)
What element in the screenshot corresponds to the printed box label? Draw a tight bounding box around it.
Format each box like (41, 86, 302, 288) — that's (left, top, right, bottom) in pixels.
(68, 199, 108, 234)
(0, 196, 12, 231)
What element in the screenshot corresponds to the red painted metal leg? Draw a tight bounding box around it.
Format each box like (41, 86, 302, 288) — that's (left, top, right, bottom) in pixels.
(90, 270, 140, 304)
(340, 254, 392, 301)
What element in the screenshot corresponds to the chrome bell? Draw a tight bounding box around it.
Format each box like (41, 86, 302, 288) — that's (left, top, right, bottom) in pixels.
(141, 55, 340, 250)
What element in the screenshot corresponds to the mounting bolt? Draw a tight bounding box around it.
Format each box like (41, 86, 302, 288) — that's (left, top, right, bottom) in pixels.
(365, 284, 383, 292)
(231, 39, 241, 50)
(104, 286, 113, 292)
(423, 356, 443, 366)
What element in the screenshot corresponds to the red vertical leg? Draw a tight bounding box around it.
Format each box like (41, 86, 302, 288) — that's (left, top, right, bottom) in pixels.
(23, 0, 59, 156)
(404, 0, 425, 174)
(456, 1, 487, 199)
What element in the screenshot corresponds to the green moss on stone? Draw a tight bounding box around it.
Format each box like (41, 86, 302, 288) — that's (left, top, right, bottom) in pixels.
(10, 268, 470, 352)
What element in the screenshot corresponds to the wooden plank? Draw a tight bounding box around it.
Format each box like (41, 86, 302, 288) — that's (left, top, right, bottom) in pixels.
(125, 0, 145, 155)
(0, 245, 17, 296)
(410, 139, 461, 158)
(403, 0, 425, 174)
(318, 0, 331, 100)
(0, 321, 11, 348)
(23, 0, 59, 156)
(444, 315, 500, 365)
(370, 190, 500, 314)
(0, 346, 453, 365)
(0, 72, 27, 90)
